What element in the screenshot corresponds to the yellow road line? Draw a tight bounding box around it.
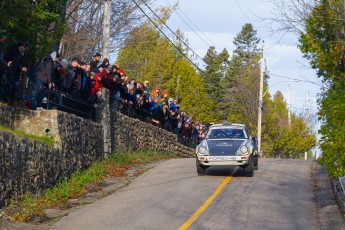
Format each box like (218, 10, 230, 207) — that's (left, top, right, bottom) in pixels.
(178, 176, 232, 230)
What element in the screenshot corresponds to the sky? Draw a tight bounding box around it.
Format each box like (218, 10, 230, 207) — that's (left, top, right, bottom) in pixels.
(153, 0, 321, 127)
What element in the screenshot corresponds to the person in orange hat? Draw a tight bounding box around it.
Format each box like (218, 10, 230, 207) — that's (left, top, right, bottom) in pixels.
(162, 91, 169, 104)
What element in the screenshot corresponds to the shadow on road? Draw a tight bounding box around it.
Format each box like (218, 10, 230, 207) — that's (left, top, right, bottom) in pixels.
(202, 166, 249, 177)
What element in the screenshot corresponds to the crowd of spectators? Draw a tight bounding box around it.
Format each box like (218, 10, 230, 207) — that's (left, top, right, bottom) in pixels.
(0, 36, 212, 146)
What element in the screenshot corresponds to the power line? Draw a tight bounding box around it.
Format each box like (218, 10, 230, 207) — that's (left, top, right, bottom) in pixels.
(269, 73, 322, 86)
(291, 106, 318, 112)
(131, 0, 239, 98)
(164, 0, 218, 49)
(132, 0, 267, 101)
(140, 0, 206, 65)
(234, 0, 250, 21)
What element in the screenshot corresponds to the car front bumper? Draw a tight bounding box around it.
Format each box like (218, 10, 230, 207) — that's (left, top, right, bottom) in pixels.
(197, 155, 250, 166)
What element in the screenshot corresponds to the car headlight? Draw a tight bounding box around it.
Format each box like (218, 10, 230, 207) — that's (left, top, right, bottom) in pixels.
(239, 145, 248, 154)
(198, 146, 209, 155)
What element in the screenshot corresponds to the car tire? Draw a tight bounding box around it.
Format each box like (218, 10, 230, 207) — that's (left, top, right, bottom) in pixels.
(244, 157, 254, 177)
(196, 164, 206, 174)
(196, 159, 208, 174)
(253, 155, 258, 170)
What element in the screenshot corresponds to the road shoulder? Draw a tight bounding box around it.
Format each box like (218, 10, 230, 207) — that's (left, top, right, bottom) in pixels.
(311, 160, 345, 229)
(0, 161, 163, 230)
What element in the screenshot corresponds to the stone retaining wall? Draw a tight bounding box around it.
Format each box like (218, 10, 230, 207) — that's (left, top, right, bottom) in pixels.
(0, 102, 194, 208)
(0, 103, 16, 128)
(111, 112, 194, 158)
(0, 130, 104, 207)
(0, 104, 104, 208)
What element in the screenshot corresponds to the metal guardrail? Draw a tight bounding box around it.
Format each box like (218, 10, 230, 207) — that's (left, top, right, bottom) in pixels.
(45, 90, 95, 120)
(339, 176, 345, 195)
(28, 89, 198, 148)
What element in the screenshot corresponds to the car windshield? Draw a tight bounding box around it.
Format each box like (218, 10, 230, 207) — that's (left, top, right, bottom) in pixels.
(205, 127, 248, 139)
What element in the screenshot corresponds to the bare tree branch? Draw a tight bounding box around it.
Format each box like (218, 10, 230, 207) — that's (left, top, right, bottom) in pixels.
(259, 0, 319, 35)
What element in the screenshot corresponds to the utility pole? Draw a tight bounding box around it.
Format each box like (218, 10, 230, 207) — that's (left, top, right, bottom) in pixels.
(102, 0, 111, 59)
(176, 75, 180, 101)
(287, 85, 291, 129)
(257, 41, 264, 158)
(306, 91, 309, 129)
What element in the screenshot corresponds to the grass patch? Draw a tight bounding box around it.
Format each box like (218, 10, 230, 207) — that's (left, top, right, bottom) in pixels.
(5, 150, 174, 222)
(0, 125, 54, 147)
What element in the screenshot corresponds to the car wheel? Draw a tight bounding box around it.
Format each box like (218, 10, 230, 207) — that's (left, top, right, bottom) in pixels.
(196, 158, 208, 174)
(244, 157, 254, 177)
(196, 164, 206, 174)
(253, 155, 258, 170)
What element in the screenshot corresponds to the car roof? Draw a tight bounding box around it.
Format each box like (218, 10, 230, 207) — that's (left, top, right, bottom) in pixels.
(209, 122, 246, 129)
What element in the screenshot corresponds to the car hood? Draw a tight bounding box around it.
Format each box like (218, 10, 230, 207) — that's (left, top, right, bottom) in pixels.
(205, 139, 246, 156)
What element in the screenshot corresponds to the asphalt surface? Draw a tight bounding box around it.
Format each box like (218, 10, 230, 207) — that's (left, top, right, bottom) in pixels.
(50, 158, 345, 230)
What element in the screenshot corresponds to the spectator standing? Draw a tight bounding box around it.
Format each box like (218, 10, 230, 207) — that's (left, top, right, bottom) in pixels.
(58, 59, 73, 94)
(90, 52, 101, 73)
(29, 51, 59, 109)
(67, 57, 80, 97)
(99, 58, 109, 69)
(152, 85, 161, 102)
(135, 81, 144, 96)
(143, 80, 150, 94)
(143, 80, 150, 106)
(92, 89, 105, 123)
(181, 121, 192, 144)
(168, 97, 177, 111)
(162, 91, 169, 104)
(126, 83, 136, 115)
(169, 108, 180, 133)
(135, 93, 146, 118)
(92, 71, 103, 96)
(77, 62, 88, 100)
(81, 64, 91, 98)
(110, 64, 120, 79)
(84, 72, 96, 102)
(119, 73, 128, 109)
(4, 41, 29, 104)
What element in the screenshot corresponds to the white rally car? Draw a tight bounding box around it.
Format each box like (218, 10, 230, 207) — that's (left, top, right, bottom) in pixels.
(195, 123, 258, 176)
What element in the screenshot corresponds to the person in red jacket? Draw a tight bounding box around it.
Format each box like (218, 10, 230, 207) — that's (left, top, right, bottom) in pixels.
(91, 72, 103, 100)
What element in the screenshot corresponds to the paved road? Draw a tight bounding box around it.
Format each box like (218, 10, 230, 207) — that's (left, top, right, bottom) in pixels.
(51, 158, 344, 230)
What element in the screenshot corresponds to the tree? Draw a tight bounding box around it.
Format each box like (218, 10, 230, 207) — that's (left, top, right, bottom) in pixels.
(116, 20, 215, 122)
(233, 23, 261, 65)
(0, 0, 67, 64)
(299, 0, 345, 177)
(117, 22, 162, 81)
(281, 115, 316, 158)
(60, 0, 163, 61)
(223, 23, 262, 131)
(261, 91, 316, 158)
(166, 59, 216, 123)
(262, 0, 317, 34)
(202, 46, 229, 120)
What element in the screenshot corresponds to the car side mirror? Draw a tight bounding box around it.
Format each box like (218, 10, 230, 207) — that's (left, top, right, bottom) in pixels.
(252, 137, 257, 144)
